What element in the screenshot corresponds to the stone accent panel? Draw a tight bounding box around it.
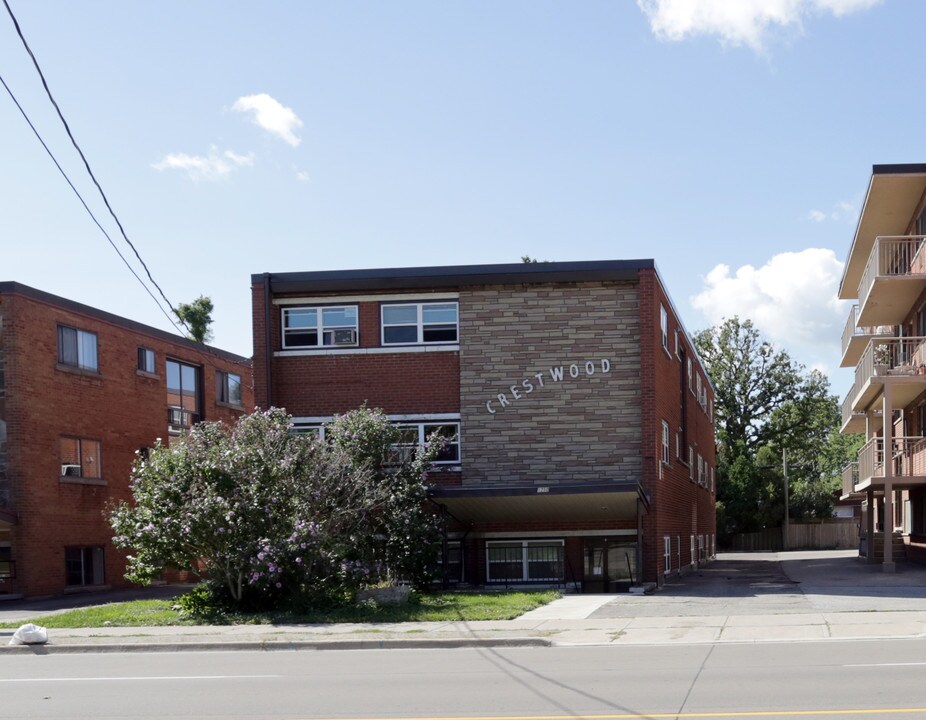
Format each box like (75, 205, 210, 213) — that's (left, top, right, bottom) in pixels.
(459, 282, 641, 486)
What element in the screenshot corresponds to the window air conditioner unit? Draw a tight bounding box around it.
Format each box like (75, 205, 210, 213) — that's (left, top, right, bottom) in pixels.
(332, 329, 357, 346)
(61, 464, 82, 477)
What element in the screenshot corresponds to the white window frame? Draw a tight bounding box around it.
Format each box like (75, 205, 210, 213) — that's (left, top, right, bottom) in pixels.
(687, 357, 693, 394)
(688, 446, 694, 480)
(660, 304, 669, 353)
(60, 436, 102, 480)
(381, 301, 459, 346)
(674, 329, 681, 359)
(393, 421, 461, 465)
(281, 305, 359, 349)
(663, 536, 671, 574)
(661, 421, 670, 465)
(485, 539, 564, 583)
(698, 534, 705, 561)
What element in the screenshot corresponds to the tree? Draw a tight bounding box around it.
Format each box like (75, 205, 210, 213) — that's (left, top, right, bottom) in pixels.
(175, 295, 214, 343)
(109, 407, 444, 610)
(521, 255, 551, 263)
(694, 317, 858, 537)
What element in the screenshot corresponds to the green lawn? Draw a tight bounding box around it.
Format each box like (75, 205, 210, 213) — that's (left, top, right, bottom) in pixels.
(0, 590, 560, 628)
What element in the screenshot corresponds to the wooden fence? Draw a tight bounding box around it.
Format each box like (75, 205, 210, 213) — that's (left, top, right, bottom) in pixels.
(727, 520, 859, 552)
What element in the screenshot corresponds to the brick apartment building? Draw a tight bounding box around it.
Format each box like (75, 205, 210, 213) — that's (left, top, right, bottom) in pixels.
(0, 283, 252, 597)
(252, 260, 716, 590)
(839, 163, 926, 569)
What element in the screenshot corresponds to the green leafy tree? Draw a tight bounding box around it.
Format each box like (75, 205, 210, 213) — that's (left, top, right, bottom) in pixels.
(521, 255, 551, 263)
(175, 295, 214, 343)
(694, 317, 859, 537)
(109, 407, 444, 610)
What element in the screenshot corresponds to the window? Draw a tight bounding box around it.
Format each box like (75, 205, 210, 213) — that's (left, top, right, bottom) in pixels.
(393, 422, 460, 465)
(710, 465, 715, 494)
(137, 347, 155, 374)
(660, 305, 669, 352)
(661, 421, 670, 465)
(60, 437, 101, 480)
(696, 374, 703, 406)
(0, 544, 14, 580)
(65, 546, 104, 587)
(674, 329, 681, 359)
(437, 541, 463, 584)
(382, 302, 458, 345)
(167, 359, 200, 431)
(57, 325, 98, 371)
(486, 540, 564, 583)
(292, 424, 325, 440)
(216, 371, 242, 406)
(697, 454, 705, 486)
(663, 536, 671, 574)
(688, 447, 694, 480)
(698, 534, 705, 561)
(282, 306, 358, 349)
(687, 357, 693, 393)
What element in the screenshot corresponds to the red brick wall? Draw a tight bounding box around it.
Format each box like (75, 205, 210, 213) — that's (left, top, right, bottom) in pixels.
(1, 289, 252, 597)
(251, 280, 459, 415)
(638, 269, 716, 584)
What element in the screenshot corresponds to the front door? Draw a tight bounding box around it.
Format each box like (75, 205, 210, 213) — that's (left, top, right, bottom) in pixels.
(582, 538, 636, 593)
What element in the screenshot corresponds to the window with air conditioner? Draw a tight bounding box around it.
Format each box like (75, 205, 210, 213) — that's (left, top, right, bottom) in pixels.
(60, 437, 101, 481)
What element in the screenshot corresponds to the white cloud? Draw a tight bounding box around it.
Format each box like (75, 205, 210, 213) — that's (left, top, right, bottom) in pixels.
(232, 93, 303, 147)
(808, 209, 826, 222)
(637, 0, 881, 51)
(151, 147, 254, 181)
(296, 170, 310, 182)
(691, 248, 850, 362)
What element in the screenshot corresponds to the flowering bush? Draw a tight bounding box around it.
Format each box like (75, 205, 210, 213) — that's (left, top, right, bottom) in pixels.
(109, 407, 443, 610)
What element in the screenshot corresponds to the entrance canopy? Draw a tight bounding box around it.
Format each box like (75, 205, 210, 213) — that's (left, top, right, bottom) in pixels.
(429, 481, 648, 524)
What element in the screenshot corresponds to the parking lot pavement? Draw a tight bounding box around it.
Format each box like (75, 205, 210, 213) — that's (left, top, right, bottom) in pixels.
(589, 549, 926, 618)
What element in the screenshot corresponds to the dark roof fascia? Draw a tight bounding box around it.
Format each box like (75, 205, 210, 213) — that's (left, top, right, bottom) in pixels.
(251, 260, 655, 295)
(0, 281, 250, 364)
(871, 163, 926, 176)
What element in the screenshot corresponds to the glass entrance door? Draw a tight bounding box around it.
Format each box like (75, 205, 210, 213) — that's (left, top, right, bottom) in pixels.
(582, 538, 636, 593)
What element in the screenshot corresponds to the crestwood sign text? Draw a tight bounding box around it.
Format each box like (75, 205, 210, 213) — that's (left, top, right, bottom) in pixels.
(484, 359, 612, 414)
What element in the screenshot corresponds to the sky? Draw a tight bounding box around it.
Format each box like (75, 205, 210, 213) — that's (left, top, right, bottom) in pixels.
(0, 0, 916, 397)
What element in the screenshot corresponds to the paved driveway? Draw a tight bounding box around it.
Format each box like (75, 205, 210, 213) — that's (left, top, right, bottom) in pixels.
(590, 549, 926, 618)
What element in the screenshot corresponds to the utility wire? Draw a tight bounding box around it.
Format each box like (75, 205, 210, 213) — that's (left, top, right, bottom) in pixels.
(0, 71, 185, 335)
(2, 0, 192, 337)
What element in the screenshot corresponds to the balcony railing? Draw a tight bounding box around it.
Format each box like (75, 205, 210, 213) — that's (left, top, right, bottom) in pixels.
(842, 462, 859, 496)
(850, 337, 926, 404)
(858, 436, 926, 484)
(858, 235, 926, 308)
(840, 304, 894, 360)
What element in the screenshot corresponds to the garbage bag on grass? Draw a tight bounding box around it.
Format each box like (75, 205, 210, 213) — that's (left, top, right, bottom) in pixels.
(9, 623, 47, 645)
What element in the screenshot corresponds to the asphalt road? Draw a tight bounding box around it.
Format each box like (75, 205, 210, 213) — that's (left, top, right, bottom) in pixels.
(2, 639, 925, 719)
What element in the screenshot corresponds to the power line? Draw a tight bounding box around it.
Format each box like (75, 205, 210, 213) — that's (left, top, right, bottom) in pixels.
(0, 71, 185, 335)
(2, 0, 192, 337)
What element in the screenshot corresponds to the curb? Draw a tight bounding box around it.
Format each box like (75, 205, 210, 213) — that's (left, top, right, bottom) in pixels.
(0, 637, 552, 654)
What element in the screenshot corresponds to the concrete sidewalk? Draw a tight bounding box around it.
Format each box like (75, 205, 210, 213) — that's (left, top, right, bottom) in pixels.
(2, 551, 925, 653)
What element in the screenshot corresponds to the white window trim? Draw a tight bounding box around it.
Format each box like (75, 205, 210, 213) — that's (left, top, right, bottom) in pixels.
(688, 447, 694, 480)
(281, 305, 359, 350)
(660, 304, 669, 355)
(276, 344, 459, 357)
(661, 420, 670, 465)
(394, 421, 461, 465)
(381, 301, 459, 347)
(663, 536, 671, 574)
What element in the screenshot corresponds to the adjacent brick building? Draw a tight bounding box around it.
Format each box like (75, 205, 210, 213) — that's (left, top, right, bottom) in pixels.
(252, 260, 716, 589)
(0, 283, 252, 597)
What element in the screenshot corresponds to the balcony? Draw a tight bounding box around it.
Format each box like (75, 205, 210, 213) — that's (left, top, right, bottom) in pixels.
(857, 236, 926, 326)
(856, 436, 926, 491)
(841, 462, 860, 499)
(840, 304, 894, 368)
(840, 393, 881, 434)
(845, 337, 926, 415)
